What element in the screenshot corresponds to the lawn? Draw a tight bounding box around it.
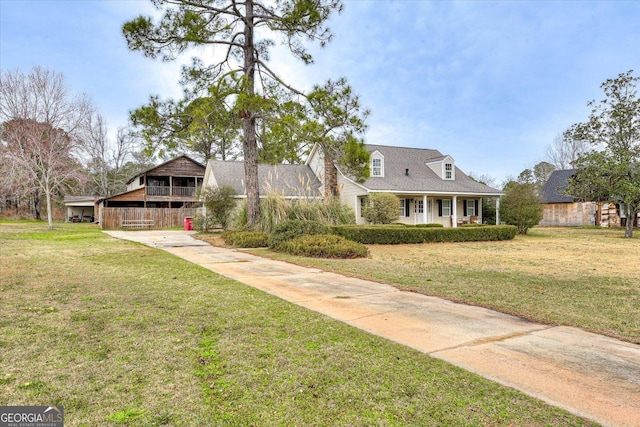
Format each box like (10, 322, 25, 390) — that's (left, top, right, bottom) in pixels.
(253, 226, 640, 344)
(0, 221, 597, 426)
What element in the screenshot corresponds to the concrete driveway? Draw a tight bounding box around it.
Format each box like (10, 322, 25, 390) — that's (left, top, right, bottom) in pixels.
(105, 230, 640, 427)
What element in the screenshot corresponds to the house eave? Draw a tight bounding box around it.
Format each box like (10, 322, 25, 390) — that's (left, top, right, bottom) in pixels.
(366, 189, 504, 197)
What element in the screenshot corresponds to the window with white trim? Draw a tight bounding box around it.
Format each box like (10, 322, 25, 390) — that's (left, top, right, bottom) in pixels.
(444, 163, 453, 180)
(441, 199, 451, 216)
(399, 199, 410, 217)
(466, 200, 476, 216)
(372, 158, 382, 177)
(415, 199, 424, 214)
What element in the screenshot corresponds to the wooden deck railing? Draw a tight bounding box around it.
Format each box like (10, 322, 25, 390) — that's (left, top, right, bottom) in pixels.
(146, 186, 197, 197)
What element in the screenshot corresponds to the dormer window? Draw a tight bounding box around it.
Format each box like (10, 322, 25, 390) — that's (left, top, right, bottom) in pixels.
(371, 152, 384, 177)
(425, 155, 455, 180)
(372, 159, 381, 176)
(444, 163, 453, 180)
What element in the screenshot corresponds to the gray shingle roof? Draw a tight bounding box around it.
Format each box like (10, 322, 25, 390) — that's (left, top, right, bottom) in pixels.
(541, 169, 576, 203)
(207, 160, 322, 198)
(358, 144, 502, 195)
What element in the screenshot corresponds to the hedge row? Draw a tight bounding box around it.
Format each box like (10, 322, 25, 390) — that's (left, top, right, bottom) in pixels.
(221, 231, 270, 248)
(330, 225, 517, 244)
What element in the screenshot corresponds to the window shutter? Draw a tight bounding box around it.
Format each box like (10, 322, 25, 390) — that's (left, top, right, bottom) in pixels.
(475, 200, 479, 215)
(463, 200, 467, 214)
(438, 200, 442, 217)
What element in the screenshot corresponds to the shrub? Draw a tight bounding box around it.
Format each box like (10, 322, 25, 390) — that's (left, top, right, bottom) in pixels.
(331, 224, 517, 244)
(222, 230, 269, 248)
(362, 193, 400, 224)
(275, 234, 368, 258)
(414, 223, 443, 228)
(499, 181, 543, 234)
(231, 201, 248, 230)
(269, 219, 329, 248)
(191, 212, 205, 232)
(200, 185, 237, 231)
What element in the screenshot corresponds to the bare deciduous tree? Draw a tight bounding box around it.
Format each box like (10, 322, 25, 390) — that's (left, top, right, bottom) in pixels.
(79, 112, 139, 197)
(544, 132, 590, 170)
(0, 67, 92, 228)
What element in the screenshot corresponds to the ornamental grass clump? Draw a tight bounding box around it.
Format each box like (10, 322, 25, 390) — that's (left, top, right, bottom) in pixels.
(287, 197, 356, 225)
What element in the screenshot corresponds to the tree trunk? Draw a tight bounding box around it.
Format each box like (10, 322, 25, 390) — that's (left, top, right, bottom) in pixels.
(242, 0, 260, 229)
(45, 184, 54, 229)
(324, 150, 338, 197)
(625, 210, 635, 238)
(33, 191, 41, 220)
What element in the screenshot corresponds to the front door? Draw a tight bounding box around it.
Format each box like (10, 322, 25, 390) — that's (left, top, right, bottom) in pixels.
(414, 198, 425, 224)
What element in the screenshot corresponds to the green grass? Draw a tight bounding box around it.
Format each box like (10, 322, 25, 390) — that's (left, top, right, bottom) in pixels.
(253, 226, 640, 344)
(0, 221, 597, 426)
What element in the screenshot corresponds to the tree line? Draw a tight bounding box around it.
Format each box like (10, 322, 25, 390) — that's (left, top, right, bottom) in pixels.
(0, 67, 156, 228)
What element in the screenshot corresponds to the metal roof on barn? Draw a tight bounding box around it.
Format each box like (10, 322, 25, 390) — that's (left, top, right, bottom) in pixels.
(540, 169, 576, 204)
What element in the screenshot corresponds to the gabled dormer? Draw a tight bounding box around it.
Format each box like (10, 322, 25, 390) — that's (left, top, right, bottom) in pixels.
(426, 155, 455, 180)
(370, 150, 384, 177)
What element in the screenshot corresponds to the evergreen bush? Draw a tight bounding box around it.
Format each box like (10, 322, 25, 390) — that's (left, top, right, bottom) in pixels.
(269, 219, 329, 248)
(331, 225, 517, 244)
(275, 234, 368, 258)
(362, 193, 400, 224)
(200, 185, 237, 230)
(222, 230, 270, 248)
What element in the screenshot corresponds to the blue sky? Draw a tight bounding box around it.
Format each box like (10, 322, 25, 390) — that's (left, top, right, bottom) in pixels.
(1, 0, 639, 184)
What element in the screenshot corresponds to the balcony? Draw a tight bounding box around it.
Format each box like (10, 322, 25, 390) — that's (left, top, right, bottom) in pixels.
(146, 186, 197, 197)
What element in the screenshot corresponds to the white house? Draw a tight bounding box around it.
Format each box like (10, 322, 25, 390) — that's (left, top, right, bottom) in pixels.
(307, 144, 503, 226)
(202, 144, 503, 227)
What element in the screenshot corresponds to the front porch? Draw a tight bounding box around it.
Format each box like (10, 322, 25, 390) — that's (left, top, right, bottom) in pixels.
(356, 194, 500, 227)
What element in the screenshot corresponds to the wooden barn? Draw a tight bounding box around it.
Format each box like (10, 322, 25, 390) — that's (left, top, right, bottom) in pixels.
(539, 169, 633, 228)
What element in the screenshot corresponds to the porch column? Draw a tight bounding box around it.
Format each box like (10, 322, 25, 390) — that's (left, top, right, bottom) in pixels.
(495, 198, 500, 225)
(479, 197, 483, 223)
(423, 195, 427, 224)
(452, 195, 458, 227)
(354, 195, 359, 224)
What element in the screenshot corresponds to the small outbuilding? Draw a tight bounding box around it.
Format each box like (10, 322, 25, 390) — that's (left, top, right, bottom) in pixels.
(63, 196, 97, 223)
(539, 169, 626, 227)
